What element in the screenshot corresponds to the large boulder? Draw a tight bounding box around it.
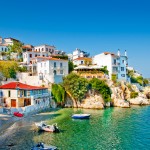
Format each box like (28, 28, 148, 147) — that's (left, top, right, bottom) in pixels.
(129, 96, 150, 105)
(81, 95, 105, 109)
(144, 87, 150, 99)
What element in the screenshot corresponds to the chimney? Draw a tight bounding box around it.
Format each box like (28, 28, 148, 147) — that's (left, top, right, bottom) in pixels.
(117, 49, 120, 56)
(125, 50, 127, 56)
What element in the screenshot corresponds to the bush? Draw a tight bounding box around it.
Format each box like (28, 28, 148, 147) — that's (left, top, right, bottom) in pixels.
(112, 74, 117, 82)
(89, 78, 112, 102)
(130, 92, 138, 98)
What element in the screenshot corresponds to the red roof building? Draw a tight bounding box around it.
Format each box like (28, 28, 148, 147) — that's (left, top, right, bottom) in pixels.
(0, 82, 47, 90)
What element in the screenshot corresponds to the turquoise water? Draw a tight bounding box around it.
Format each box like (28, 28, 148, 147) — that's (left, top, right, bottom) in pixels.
(1, 106, 150, 150)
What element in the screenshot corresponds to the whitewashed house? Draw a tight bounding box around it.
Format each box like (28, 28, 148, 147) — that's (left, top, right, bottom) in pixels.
(93, 50, 129, 81)
(18, 56, 68, 86)
(73, 57, 92, 66)
(0, 36, 21, 60)
(73, 48, 90, 60)
(22, 44, 65, 65)
(0, 82, 50, 109)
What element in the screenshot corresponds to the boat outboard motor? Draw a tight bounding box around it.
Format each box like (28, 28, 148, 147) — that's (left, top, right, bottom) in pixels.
(54, 125, 60, 133)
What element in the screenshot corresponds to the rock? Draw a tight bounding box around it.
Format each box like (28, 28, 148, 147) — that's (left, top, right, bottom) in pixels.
(81, 95, 105, 109)
(129, 97, 150, 105)
(144, 87, 150, 99)
(112, 99, 130, 108)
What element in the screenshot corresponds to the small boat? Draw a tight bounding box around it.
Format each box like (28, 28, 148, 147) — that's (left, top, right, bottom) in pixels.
(31, 142, 57, 150)
(13, 112, 24, 117)
(35, 122, 60, 133)
(72, 114, 90, 119)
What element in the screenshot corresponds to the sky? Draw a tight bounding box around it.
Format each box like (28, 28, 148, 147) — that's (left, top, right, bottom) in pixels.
(0, 0, 150, 77)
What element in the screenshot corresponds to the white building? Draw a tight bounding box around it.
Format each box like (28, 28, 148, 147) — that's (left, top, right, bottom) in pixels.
(73, 48, 90, 60)
(73, 57, 92, 66)
(0, 82, 50, 108)
(93, 50, 128, 81)
(0, 36, 20, 60)
(18, 56, 68, 86)
(22, 44, 65, 65)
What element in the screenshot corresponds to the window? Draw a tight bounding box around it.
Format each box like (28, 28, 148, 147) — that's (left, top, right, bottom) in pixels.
(35, 54, 37, 57)
(45, 70, 47, 74)
(114, 59, 116, 65)
(60, 70, 63, 74)
(29, 54, 32, 58)
(81, 61, 83, 64)
(27, 91, 30, 96)
(54, 62, 56, 68)
(60, 63, 63, 68)
(54, 70, 57, 75)
(44, 63, 46, 67)
(1, 48, 3, 51)
(46, 48, 48, 51)
(121, 74, 125, 77)
(42, 48, 44, 51)
(122, 60, 124, 63)
(5, 48, 7, 52)
(8, 90, 11, 97)
(39, 48, 40, 51)
(121, 67, 124, 71)
(49, 49, 51, 52)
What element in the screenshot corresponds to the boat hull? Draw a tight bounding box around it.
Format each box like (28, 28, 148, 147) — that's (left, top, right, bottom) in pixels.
(72, 114, 90, 119)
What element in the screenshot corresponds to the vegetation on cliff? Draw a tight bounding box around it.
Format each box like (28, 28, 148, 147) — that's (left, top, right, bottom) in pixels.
(51, 84, 66, 105)
(52, 73, 111, 105)
(89, 78, 111, 102)
(0, 61, 18, 79)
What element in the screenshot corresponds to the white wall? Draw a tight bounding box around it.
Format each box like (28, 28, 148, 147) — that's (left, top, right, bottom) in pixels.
(93, 53, 112, 78)
(23, 51, 48, 64)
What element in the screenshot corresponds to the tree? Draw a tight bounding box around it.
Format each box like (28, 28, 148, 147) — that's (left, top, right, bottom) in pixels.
(89, 78, 111, 102)
(68, 61, 74, 73)
(100, 66, 109, 75)
(63, 73, 88, 106)
(0, 61, 18, 79)
(7, 40, 23, 60)
(51, 84, 66, 106)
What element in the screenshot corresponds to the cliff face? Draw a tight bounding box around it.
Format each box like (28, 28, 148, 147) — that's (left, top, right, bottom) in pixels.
(110, 81, 130, 108)
(64, 80, 150, 109)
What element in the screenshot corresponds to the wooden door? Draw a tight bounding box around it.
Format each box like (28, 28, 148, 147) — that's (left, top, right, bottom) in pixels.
(11, 99, 16, 107)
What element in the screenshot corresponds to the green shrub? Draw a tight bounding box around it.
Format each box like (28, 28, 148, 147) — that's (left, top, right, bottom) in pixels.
(112, 74, 117, 82)
(130, 92, 138, 98)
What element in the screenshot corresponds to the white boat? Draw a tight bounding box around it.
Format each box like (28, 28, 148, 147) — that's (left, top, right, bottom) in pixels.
(31, 142, 57, 150)
(35, 122, 60, 133)
(72, 114, 90, 119)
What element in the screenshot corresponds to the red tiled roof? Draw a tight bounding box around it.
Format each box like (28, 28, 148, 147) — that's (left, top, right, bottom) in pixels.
(104, 52, 115, 56)
(36, 56, 68, 61)
(74, 57, 92, 61)
(0, 82, 47, 90)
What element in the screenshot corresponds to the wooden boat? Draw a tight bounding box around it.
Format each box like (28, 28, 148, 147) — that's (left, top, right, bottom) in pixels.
(72, 114, 90, 119)
(35, 122, 60, 133)
(31, 142, 57, 150)
(13, 112, 24, 117)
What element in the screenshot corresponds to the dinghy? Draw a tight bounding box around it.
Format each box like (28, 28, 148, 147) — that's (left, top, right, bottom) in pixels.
(72, 114, 90, 119)
(31, 142, 57, 150)
(35, 122, 60, 133)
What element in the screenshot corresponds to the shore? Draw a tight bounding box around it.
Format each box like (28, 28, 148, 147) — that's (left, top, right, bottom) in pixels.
(0, 109, 59, 150)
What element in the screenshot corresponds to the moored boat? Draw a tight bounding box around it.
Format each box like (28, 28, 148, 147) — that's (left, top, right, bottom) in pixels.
(31, 142, 57, 150)
(13, 112, 24, 117)
(35, 122, 60, 133)
(72, 114, 90, 119)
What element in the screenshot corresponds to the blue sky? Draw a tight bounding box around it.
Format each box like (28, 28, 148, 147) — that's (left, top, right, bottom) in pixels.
(0, 0, 150, 77)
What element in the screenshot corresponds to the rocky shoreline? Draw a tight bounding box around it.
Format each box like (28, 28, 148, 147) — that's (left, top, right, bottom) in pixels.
(65, 81, 150, 109)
